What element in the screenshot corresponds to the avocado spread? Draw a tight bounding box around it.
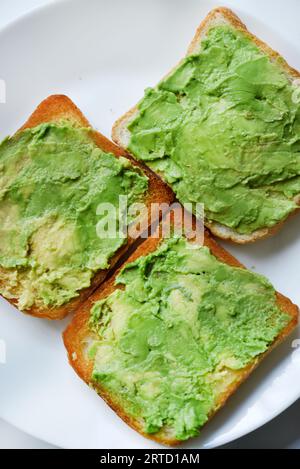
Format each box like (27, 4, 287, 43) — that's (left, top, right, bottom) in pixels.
(127, 25, 300, 234)
(89, 237, 290, 440)
(0, 122, 148, 310)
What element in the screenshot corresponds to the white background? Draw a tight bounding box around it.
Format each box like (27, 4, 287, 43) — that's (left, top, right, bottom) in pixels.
(0, 0, 299, 449)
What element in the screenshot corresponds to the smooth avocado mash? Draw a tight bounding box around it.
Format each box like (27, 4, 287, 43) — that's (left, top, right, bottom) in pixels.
(0, 122, 148, 310)
(127, 25, 300, 234)
(89, 237, 290, 440)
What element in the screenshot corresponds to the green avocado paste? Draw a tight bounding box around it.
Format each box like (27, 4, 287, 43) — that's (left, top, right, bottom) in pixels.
(0, 122, 148, 310)
(89, 237, 290, 440)
(127, 25, 300, 234)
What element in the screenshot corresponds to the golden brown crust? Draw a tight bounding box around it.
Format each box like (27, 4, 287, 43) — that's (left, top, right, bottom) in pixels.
(112, 7, 300, 244)
(63, 207, 299, 446)
(187, 7, 300, 79)
(0, 95, 174, 320)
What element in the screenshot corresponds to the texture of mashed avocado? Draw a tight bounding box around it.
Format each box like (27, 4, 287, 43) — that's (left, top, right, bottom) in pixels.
(89, 237, 290, 440)
(127, 25, 300, 234)
(0, 122, 148, 310)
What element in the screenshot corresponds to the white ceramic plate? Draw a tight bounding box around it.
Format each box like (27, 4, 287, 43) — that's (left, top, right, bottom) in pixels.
(0, 0, 300, 449)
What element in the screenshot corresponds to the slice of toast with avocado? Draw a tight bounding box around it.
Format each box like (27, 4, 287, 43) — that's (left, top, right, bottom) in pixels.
(112, 7, 300, 243)
(63, 207, 298, 445)
(0, 95, 173, 319)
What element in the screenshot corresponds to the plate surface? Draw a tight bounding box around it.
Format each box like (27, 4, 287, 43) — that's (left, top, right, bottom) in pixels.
(0, 0, 300, 449)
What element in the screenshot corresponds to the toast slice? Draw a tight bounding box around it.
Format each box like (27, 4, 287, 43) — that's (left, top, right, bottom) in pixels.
(0, 95, 173, 319)
(112, 7, 300, 243)
(63, 207, 298, 445)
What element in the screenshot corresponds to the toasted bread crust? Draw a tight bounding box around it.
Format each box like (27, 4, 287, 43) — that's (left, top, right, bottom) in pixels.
(112, 7, 300, 244)
(63, 208, 299, 446)
(0, 95, 174, 319)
